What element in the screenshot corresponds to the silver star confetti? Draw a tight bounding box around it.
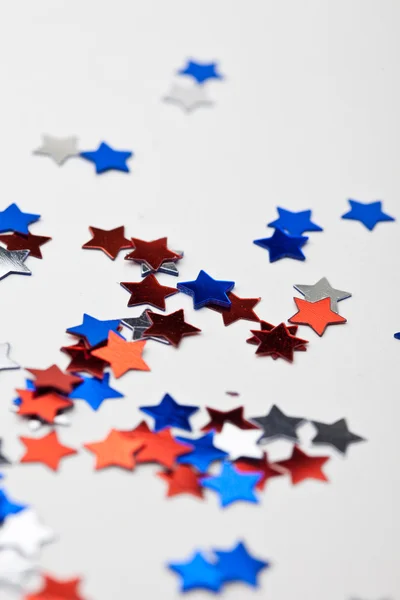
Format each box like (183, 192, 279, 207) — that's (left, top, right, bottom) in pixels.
(0, 509, 55, 557)
(251, 405, 305, 443)
(311, 418, 365, 454)
(0, 343, 20, 371)
(0, 548, 34, 587)
(164, 83, 213, 113)
(0, 248, 31, 280)
(294, 277, 351, 313)
(140, 251, 183, 278)
(33, 135, 80, 166)
(121, 311, 169, 344)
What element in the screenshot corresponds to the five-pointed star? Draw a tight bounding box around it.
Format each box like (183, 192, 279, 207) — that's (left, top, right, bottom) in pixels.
(120, 274, 178, 310)
(61, 340, 108, 378)
(82, 226, 132, 260)
(177, 432, 228, 472)
(19, 431, 77, 471)
(214, 423, 263, 460)
(214, 541, 269, 587)
(27, 365, 82, 394)
(0, 508, 54, 557)
(201, 461, 261, 507)
(207, 292, 260, 326)
(80, 142, 133, 174)
(17, 389, 73, 423)
(34, 135, 79, 165)
(254, 228, 308, 262)
(140, 393, 198, 432)
(158, 465, 204, 498)
(276, 446, 330, 485)
(67, 314, 121, 347)
(0, 203, 40, 234)
(289, 297, 347, 336)
(341, 199, 395, 230)
(177, 59, 224, 84)
(91, 331, 150, 378)
(0, 548, 34, 587)
(69, 373, 123, 410)
(294, 277, 351, 313)
(247, 320, 308, 357)
(121, 311, 168, 344)
(250, 322, 308, 362)
(0, 247, 31, 280)
(25, 573, 85, 600)
(250, 405, 305, 443)
(0, 232, 51, 259)
(84, 429, 144, 470)
(164, 83, 213, 113)
(268, 207, 323, 236)
(124, 237, 180, 271)
(235, 452, 285, 490)
(135, 428, 193, 468)
(201, 406, 258, 432)
(311, 418, 365, 454)
(169, 551, 223, 593)
(0, 343, 20, 371)
(178, 270, 235, 309)
(143, 309, 201, 346)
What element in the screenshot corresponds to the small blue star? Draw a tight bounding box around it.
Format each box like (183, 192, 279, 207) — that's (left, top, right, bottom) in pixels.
(168, 551, 223, 592)
(254, 229, 308, 262)
(69, 373, 123, 411)
(177, 60, 223, 84)
(215, 541, 269, 587)
(80, 142, 133, 174)
(140, 393, 199, 432)
(341, 199, 395, 231)
(178, 270, 235, 309)
(0, 489, 27, 522)
(0, 203, 40, 234)
(268, 207, 322, 236)
(176, 432, 228, 472)
(67, 314, 121, 347)
(200, 462, 261, 507)
(394, 333, 400, 340)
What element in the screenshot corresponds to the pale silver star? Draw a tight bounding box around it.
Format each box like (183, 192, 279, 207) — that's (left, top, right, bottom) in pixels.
(0, 343, 20, 371)
(294, 277, 351, 313)
(164, 84, 213, 113)
(214, 423, 263, 461)
(34, 135, 80, 165)
(0, 509, 55, 557)
(0, 548, 35, 587)
(0, 248, 31, 280)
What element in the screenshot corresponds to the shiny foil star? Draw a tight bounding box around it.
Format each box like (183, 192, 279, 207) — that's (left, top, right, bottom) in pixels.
(120, 274, 178, 310)
(201, 462, 261, 507)
(178, 270, 235, 309)
(124, 237, 180, 271)
(250, 322, 308, 362)
(0, 247, 31, 280)
(169, 551, 223, 593)
(19, 431, 77, 471)
(158, 465, 204, 498)
(140, 393, 198, 432)
(84, 429, 144, 470)
(61, 340, 108, 379)
(0, 232, 51, 259)
(276, 446, 329, 485)
(34, 135, 80, 166)
(27, 365, 82, 394)
(164, 83, 213, 113)
(201, 406, 258, 433)
(17, 389, 73, 423)
(178, 59, 224, 84)
(247, 320, 308, 357)
(289, 297, 347, 336)
(82, 226, 132, 260)
(143, 309, 201, 346)
(207, 292, 260, 326)
(254, 229, 308, 262)
(294, 277, 351, 313)
(91, 331, 150, 378)
(341, 199, 395, 230)
(0, 203, 40, 234)
(235, 453, 285, 490)
(135, 428, 193, 469)
(25, 573, 86, 600)
(80, 142, 132, 174)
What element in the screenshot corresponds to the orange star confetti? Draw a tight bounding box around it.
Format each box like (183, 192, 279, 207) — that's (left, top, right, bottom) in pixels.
(158, 465, 204, 498)
(19, 431, 77, 471)
(288, 297, 347, 336)
(82, 226, 132, 260)
(17, 389, 73, 423)
(91, 331, 150, 378)
(24, 573, 85, 600)
(84, 429, 144, 470)
(136, 428, 193, 468)
(27, 365, 82, 394)
(124, 237, 180, 270)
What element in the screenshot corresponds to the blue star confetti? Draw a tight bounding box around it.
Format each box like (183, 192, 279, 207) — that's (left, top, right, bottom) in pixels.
(341, 199, 395, 231)
(200, 462, 261, 507)
(0, 203, 40, 234)
(177, 60, 223, 84)
(268, 207, 322, 236)
(168, 551, 223, 593)
(66, 314, 122, 347)
(215, 541, 269, 587)
(394, 332, 400, 340)
(177, 432, 228, 472)
(0, 488, 27, 522)
(177, 270, 235, 309)
(69, 373, 123, 411)
(140, 393, 199, 432)
(80, 142, 133, 174)
(254, 228, 308, 262)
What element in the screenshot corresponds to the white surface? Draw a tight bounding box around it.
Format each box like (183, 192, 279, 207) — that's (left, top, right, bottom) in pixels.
(0, 1, 398, 599)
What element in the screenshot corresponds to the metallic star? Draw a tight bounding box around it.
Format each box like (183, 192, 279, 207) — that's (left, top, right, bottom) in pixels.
(0, 248, 31, 280)
(121, 311, 169, 344)
(214, 423, 263, 461)
(140, 251, 183, 278)
(34, 135, 79, 166)
(0, 343, 20, 371)
(0, 508, 55, 557)
(164, 84, 213, 113)
(311, 418, 365, 454)
(250, 405, 305, 443)
(293, 277, 351, 313)
(0, 549, 34, 587)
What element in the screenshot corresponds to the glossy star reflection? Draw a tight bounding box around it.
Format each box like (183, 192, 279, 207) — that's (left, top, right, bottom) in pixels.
(143, 309, 201, 346)
(208, 292, 260, 326)
(82, 226, 132, 260)
(178, 270, 235, 309)
(0, 233, 51, 259)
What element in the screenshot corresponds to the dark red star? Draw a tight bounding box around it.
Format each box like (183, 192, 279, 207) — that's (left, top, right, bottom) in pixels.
(60, 340, 108, 378)
(235, 452, 285, 490)
(207, 292, 260, 326)
(124, 237, 180, 270)
(120, 274, 178, 310)
(157, 465, 204, 498)
(143, 309, 201, 346)
(27, 365, 82, 394)
(247, 320, 308, 359)
(275, 446, 330, 485)
(82, 226, 132, 260)
(201, 406, 258, 433)
(0, 232, 51, 259)
(250, 322, 308, 362)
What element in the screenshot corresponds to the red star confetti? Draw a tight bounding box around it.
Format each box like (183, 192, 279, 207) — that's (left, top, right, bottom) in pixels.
(158, 465, 204, 498)
(27, 365, 82, 394)
(143, 309, 201, 347)
(201, 406, 258, 433)
(84, 429, 144, 470)
(250, 322, 308, 362)
(276, 446, 330, 485)
(120, 274, 179, 310)
(235, 452, 285, 490)
(91, 331, 150, 378)
(124, 237, 180, 270)
(135, 428, 193, 469)
(24, 573, 85, 600)
(82, 225, 132, 260)
(17, 389, 73, 423)
(208, 292, 261, 326)
(288, 297, 347, 336)
(19, 431, 77, 471)
(247, 320, 308, 358)
(61, 340, 108, 378)
(0, 232, 51, 259)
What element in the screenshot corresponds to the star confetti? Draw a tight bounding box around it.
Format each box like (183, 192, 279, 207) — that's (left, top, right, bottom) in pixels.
(214, 541, 269, 587)
(17, 389, 73, 424)
(0, 232, 51, 259)
(140, 393, 199, 432)
(207, 292, 260, 326)
(34, 135, 80, 166)
(0, 508, 55, 557)
(0, 204, 40, 235)
(178, 270, 235, 309)
(201, 462, 261, 507)
(25, 573, 86, 600)
(0, 247, 31, 280)
(82, 226, 132, 260)
(135, 428, 193, 469)
(341, 199, 395, 231)
(201, 406, 258, 433)
(121, 311, 169, 344)
(143, 309, 201, 347)
(253, 228, 308, 262)
(268, 207, 323, 236)
(214, 423, 263, 461)
(177, 432, 228, 472)
(250, 322, 308, 362)
(0, 549, 34, 587)
(247, 320, 308, 356)
(169, 551, 223, 593)
(69, 373, 123, 410)
(91, 331, 150, 378)
(294, 277, 351, 313)
(19, 431, 77, 471)
(288, 297, 347, 336)
(124, 237, 181, 271)
(158, 465, 204, 499)
(84, 429, 144, 470)
(177, 59, 224, 84)
(0, 489, 27, 521)
(276, 446, 329, 485)
(27, 365, 82, 395)
(67, 314, 122, 348)
(61, 340, 108, 379)
(120, 274, 178, 310)
(235, 452, 285, 490)
(311, 419, 365, 454)
(250, 405, 305, 443)
(164, 83, 213, 113)
(80, 142, 132, 174)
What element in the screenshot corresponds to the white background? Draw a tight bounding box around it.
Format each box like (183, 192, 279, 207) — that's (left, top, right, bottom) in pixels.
(0, 1, 398, 599)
